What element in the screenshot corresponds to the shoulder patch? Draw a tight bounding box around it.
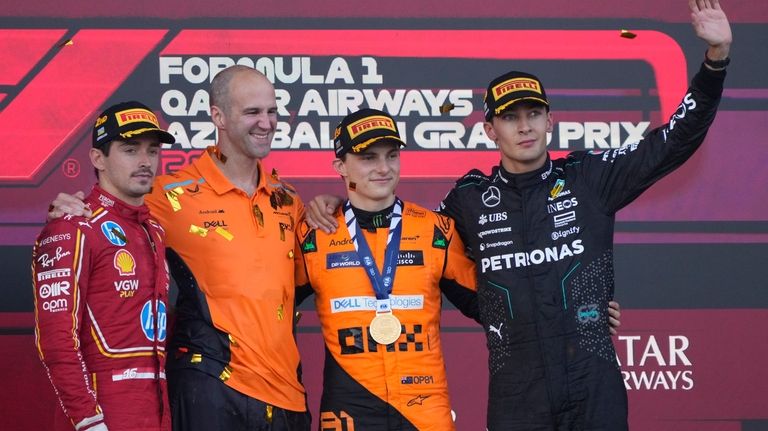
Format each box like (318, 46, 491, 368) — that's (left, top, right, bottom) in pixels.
(432, 225, 448, 249)
(435, 212, 452, 235)
(301, 229, 318, 254)
(455, 168, 490, 187)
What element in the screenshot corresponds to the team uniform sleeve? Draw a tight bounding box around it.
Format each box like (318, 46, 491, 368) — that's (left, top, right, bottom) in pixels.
(437, 215, 480, 324)
(578, 64, 726, 213)
(293, 219, 314, 306)
(32, 221, 106, 431)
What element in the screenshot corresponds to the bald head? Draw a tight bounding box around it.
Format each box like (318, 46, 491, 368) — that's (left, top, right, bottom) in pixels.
(210, 65, 272, 115)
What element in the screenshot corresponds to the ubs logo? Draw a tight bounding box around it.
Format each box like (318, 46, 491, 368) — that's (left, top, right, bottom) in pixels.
(482, 186, 501, 208)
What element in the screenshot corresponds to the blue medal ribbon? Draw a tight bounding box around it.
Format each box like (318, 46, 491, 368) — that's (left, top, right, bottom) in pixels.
(343, 199, 403, 308)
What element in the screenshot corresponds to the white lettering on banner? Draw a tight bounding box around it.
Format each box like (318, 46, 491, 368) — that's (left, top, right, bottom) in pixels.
(480, 240, 584, 272)
(330, 295, 424, 313)
(159, 56, 652, 152)
(557, 121, 649, 149)
(616, 335, 694, 391)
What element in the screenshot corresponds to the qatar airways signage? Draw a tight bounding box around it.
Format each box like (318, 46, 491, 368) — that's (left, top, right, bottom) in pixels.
(616, 334, 694, 391)
(0, 28, 687, 182)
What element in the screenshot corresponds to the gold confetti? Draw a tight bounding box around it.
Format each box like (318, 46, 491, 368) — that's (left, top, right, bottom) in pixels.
(219, 366, 232, 381)
(620, 30, 637, 39)
(287, 250, 294, 259)
(253, 205, 264, 226)
(165, 187, 184, 212)
(190, 353, 202, 364)
(59, 39, 73, 47)
(266, 405, 273, 423)
(277, 304, 285, 321)
(215, 227, 233, 241)
(439, 103, 455, 114)
(189, 224, 208, 237)
(228, 334, 238, 347)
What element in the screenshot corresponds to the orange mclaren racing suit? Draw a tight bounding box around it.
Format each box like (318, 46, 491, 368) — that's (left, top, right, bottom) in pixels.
(146, 149, 307, 424)
(296, 200, 478, 430)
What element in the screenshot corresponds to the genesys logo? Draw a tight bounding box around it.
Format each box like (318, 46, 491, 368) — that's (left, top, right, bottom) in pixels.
(616, 334, 694, 391)
(0, 29, 686, 182)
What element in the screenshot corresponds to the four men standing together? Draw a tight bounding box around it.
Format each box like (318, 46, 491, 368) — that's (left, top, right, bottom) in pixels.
(34, 0, 732, 429)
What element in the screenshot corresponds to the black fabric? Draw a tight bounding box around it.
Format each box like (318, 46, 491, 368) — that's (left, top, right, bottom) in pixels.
(169, 368, 310, 431)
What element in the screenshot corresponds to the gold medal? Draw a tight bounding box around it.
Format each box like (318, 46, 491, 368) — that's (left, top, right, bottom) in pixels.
(369, 312, 402, 345)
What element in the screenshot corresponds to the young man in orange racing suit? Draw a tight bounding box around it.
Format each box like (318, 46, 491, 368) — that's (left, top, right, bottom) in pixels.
(294, 108, 480, 431)
(434, 2, 732, 429)
(33, 101, 173, 431)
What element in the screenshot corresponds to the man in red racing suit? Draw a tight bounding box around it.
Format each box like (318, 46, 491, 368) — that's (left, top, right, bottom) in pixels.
(33, 101, 173, 431)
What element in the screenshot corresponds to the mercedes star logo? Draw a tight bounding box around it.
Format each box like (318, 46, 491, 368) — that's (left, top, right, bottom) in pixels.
(482, 186, 501, 208)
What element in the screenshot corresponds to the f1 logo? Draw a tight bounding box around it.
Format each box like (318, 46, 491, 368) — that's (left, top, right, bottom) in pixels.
(0, 29, 168, 182)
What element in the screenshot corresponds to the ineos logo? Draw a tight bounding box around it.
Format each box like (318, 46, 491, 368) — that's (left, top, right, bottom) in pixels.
(482, 186, 501, 208)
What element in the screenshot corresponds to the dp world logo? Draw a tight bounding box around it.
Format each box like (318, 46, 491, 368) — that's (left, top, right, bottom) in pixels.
(482, 186, 501, 208)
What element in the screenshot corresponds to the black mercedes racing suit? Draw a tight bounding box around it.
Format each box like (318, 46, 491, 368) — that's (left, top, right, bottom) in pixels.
(437, 64, 725, 430)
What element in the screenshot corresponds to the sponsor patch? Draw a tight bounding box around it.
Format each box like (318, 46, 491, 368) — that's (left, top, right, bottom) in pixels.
(39, 233, 71, 247)
(39, 281, 71, 299)
(114, 279, 139, 298)
(326, 252, 361, 269)
(401, 375, 435, 385)
(330, 295, 424, 313)
(347, 115, 397, 140)
(397, 250, 424, 266)
(98, 194, 115, 208)
(477, 226, 512, 239)
(37, 268, 71, 281)
(140, 300, 167, 342)
(553, 211, 577, 228)
(116, 108, 160, 127)
(114, 249, 136, 276)
(42, 298, 68, 313)
(482, 186, 501, 207)
(36, 247, 71, 268)
(492, 77, 543, 100)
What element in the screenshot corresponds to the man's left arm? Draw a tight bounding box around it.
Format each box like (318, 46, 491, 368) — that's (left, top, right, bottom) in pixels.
(581, 0, 732, 213)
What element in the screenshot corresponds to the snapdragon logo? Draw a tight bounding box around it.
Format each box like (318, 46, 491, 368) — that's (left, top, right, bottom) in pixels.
(617, 335, 694, 391)
(480, 240, 584, 272)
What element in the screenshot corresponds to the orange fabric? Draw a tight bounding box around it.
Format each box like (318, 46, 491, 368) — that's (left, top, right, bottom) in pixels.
(296, 202, 475, 430)
(147, 150, 306, 411)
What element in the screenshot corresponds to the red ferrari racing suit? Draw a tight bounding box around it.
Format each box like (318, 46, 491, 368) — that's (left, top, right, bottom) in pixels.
(32, 186, 170, 431)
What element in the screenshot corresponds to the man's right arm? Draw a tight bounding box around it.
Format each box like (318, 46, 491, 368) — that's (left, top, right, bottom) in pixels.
(33, 221, 107, 431)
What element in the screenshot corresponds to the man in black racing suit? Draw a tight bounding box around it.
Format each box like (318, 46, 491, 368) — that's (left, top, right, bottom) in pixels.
(436, 1, 732, 429)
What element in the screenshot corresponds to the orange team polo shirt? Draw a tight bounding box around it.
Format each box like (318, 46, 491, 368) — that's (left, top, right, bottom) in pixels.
(146, 149, 306, 411)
